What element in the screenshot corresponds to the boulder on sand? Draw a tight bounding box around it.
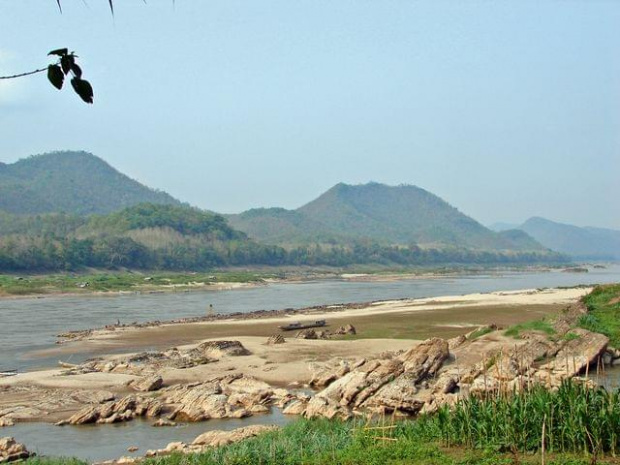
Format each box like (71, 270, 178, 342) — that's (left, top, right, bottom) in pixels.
(131, 375, 163, 392)
(198, 341, 251, 357)
(0, 437, 32, 463)
(266, 334, 286, 345)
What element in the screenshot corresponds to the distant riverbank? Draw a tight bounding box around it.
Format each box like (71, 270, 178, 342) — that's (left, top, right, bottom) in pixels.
(0, 264, 599, 299)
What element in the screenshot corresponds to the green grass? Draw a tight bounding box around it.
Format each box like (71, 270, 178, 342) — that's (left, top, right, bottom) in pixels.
(25, 381, 620, 464)
(415, 380, 620, 456)
(467, 326, 494, 340)
(562, 331, 581, 342)
(578, 284, 620, 347)
(504, 319, 556, 339)
(0, 271, 270, 296)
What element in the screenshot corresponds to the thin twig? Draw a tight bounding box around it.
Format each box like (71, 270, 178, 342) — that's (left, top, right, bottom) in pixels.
(0, 68, 47, 80)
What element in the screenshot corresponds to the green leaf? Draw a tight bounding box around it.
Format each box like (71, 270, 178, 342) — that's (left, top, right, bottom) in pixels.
(71, 63, 83, 79)
(70, 77, 94, 104)
(47, 64, 64, 90)
(60, 55, 74, 75)
(48, 48, 68, 57)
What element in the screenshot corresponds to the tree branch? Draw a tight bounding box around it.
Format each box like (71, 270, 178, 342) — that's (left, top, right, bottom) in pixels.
(0, 68, 47, 80)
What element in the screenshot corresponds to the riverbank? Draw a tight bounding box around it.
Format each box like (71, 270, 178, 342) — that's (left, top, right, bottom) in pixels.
(0, 287, 589, 423)
(0, 264, 592, 299)
(2, 284, 618, 464)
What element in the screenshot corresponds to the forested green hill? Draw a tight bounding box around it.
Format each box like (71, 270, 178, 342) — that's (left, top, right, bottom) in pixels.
(229, 182, 549, 252)
(0, 151, 180, 215)
(0, 153, 566, 271)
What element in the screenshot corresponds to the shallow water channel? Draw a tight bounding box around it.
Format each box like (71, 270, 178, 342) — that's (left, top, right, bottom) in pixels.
(8, 410, 291, 463)
(3, 265, 620, 371)
(2, 265, 620, 461)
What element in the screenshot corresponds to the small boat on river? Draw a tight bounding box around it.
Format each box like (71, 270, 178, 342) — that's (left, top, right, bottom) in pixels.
(279, 319, 327, 331)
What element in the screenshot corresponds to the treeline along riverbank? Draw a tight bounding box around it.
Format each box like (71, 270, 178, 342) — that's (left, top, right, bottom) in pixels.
(0, 204, 566, 272)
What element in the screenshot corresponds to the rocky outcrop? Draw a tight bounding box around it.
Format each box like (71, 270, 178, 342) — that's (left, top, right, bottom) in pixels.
(306, 338, 450, 419)
(334, 324, 356, 335)
(295, 329, 331, 340)
(0, 419, 13, 428)
(309, 358, 362, 388)
(144, 425, 280, 458)
(130, 375, 163, 392)
(192, 425, 278, 447)
(0, 387, 116, 423)
(60, 341, 251, 378)
(152, 419, 176, 427)
(61, 347, 217, 376)
(266, 334, 286, 345)
(536, 329, 609, 385)
(198, 341, 251, 358)
(61, 395, 162, 425)
(162, 375, 272, 422)
(0, 437, 32, 463)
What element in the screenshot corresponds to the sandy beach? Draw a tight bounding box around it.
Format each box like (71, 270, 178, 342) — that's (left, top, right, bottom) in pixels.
(0, 286, 591, 426)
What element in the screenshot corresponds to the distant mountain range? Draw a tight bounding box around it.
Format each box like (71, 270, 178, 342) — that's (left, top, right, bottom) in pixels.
(492, 217, 620, 261)
(0, 152, 569, 269)
(0, 151, 180, 215)
(227, 182, 548, 252)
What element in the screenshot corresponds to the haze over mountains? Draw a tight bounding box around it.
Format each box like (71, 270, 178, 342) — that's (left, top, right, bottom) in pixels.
(3, 150, 614, 268)
(492, 218, 620, 261)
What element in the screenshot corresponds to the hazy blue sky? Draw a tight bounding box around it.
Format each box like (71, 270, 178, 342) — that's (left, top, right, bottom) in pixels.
(1, 1, 619, 228)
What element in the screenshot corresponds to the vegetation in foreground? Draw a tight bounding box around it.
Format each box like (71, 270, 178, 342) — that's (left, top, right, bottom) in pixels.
(578, 283, 620, 347)
(504, 318, 556, 339)
(22, 381, 620, 465)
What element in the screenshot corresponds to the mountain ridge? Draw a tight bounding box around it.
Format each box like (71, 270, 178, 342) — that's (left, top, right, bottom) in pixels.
(228, 182, 549, 252)
(518, 217, 620, 260)
(0, 151, 181, 215)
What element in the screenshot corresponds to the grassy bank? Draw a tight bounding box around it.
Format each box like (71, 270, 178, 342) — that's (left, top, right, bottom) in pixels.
(0, 271, 269, 296)
(578, 283, 620, 347)
(144, 382, 620, 465)
(0, 264, 570, 297)
(25, 381, 620, 465)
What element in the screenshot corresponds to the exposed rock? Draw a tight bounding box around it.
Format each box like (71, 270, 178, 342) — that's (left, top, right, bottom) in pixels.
(309, 359, 353, 388)
(0, 437, 32, 463)
(131, 375, 163, 392)
(266, 334, 286, 345)
(192, 425, 279, 447)
(305, 396, 352, 420)
(465, 324, 497, 340)
(116, 456, 138, 464)
(334, 324, 356, 335)
(145, 425, 280, 458)
(249, 404, 270, 414)
(162, 375, 266, 422)
(307, 338, 450, 418)
(282, 399, 307, 416)
(152, 419, 176, 427)
(127, 446, 139, 453)
(295, 329, 331, 339)
(0, 419, 13, 428)
(65, 395, 162, 425)
(537, 328, 609, 382)
(447, 334, 467, 350)
(198, 341, 251, 357)
(60, 344, 220, 377)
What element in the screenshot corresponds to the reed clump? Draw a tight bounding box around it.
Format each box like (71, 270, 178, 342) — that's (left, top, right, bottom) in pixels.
(412, 380, 620, 456)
